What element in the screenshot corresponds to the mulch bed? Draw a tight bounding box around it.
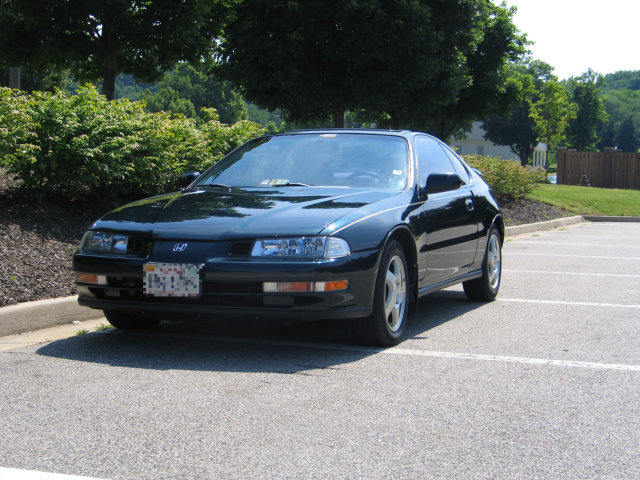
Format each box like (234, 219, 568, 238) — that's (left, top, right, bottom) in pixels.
(0, 169, 571, 307)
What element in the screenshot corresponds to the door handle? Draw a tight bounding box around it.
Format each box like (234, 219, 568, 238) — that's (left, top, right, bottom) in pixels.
(465, 198, 474, 212)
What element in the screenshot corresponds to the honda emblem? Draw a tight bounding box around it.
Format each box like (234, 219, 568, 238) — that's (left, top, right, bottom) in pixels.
(172, 243, 188, 252)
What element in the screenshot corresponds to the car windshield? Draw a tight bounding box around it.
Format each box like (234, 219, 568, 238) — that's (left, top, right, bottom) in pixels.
(194, 133, 409, 189)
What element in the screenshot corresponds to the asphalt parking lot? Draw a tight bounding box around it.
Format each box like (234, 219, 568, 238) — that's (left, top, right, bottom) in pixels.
(0, 221, 639, 479)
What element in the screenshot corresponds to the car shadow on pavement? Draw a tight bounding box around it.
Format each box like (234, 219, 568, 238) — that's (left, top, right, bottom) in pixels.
(35, 288, 484, 374)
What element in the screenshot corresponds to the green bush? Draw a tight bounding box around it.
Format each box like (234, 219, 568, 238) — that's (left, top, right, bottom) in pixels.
(464, 154, 546, 200)
(0, 86, 265, 201)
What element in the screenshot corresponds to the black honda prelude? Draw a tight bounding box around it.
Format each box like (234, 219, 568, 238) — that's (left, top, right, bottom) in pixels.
(73, 129, 503, 346)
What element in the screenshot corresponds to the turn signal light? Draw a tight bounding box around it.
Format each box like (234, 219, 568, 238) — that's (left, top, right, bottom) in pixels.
(75, 273, 108, 285)
(263, 280, 348, 293)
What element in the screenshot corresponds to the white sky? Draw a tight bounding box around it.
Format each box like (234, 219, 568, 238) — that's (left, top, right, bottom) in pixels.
(496, 0, 640, 80)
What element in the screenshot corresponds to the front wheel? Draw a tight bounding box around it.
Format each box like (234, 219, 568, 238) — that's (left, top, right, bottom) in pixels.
(463, 226, 502, 301)
(103, 310, 161, 330)
(352, 240, 409, 346)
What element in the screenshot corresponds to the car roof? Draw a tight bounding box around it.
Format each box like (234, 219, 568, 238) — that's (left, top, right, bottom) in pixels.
(273, 128, 434, 141)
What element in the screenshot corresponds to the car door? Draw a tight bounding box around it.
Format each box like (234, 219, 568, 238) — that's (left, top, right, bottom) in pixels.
(413, 136, 479, 287)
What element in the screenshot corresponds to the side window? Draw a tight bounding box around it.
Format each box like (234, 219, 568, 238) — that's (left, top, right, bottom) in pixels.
(414, 136, 455, 187)
(442, 144, 471, 184)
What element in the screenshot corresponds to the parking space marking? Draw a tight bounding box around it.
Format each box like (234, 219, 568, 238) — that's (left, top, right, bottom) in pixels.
(125, 331, 640, 373)
(0, 467, 108, 480)
(510, 241, 640, 248)
(504, 269, 640, 279)
(499, 298, 640, 309)
(507, 253, 640, 260)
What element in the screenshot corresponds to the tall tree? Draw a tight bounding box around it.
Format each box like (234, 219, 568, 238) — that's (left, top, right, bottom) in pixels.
(565, 70, 608, 151)
(0, 0, 230, 100)
(219, 0, 524, 131)
(615, 116, 639, 152)
(483, 59, 555, 166)
(528, 80, 576, 166)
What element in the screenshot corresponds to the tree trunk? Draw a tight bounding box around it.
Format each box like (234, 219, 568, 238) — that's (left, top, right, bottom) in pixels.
(517, 146, 532, 166)
(333, 105, 345, 128)
(101, 20, 117, 100)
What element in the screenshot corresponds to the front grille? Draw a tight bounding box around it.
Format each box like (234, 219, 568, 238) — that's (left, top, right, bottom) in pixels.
(228, 240, 253, 257)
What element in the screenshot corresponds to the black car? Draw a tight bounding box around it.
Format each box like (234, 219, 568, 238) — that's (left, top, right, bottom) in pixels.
(73, 129, 503, 346)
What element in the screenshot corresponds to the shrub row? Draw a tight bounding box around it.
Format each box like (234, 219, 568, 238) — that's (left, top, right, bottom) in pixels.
(464, 154, 546, 200)
(0, 86, 265, 201)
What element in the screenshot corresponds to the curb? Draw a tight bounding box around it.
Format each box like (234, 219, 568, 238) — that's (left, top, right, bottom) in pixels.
(2, 215, 639, 338)
(505, 215, 585, 237)
(0, 296, 103, 337)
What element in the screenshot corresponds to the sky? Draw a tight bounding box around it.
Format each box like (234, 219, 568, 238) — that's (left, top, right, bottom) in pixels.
(496, 0, 640, 80)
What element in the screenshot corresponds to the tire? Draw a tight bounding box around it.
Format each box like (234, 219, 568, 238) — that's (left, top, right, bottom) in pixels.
(352, 240, 409, 346)
(103, 310, 161, 330)
(463, 226, 502, 301)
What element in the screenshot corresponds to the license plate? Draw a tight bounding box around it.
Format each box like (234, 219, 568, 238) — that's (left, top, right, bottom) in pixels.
(143, 263, 202, 297)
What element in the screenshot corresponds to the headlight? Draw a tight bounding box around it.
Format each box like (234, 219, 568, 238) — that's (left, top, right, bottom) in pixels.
(80, 231, 129, 254)
(251, 236, 350, 259)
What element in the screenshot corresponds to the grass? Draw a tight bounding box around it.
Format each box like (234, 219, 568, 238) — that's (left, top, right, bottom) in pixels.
(527, 184, 640, 216)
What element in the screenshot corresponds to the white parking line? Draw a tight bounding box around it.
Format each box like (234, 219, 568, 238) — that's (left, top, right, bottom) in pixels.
(504, 269, 640, 279)
(498, 298, 640, 309)
(127, 331, 640, 373)
(508, 253, 640, 260)
(509, 241, 640, 248)
(0, 467, 108, 480)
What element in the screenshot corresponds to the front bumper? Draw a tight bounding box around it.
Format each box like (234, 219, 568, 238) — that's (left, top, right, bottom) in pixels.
(73, 246, 380, 322)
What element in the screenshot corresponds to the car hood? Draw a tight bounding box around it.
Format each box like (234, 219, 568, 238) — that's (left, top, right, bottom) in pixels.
(92, 187, 401, 240)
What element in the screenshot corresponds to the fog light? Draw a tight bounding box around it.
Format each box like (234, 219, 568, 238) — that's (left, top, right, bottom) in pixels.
(75, 273, 107, 285)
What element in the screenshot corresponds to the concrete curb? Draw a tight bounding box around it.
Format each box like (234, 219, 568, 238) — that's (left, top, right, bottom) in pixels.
(505, 215, 585, 237)
(2, 214, 640, 338)
(0, 296, 103, 337)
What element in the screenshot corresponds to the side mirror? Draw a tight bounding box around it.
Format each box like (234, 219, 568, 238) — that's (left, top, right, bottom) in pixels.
(426, 172, 463, 194)
(181, 171, 201, 188)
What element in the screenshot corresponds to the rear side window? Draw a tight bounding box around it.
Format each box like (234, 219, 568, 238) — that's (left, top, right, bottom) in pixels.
(441, 144, 471, 184)
(414, 136, 455, 187)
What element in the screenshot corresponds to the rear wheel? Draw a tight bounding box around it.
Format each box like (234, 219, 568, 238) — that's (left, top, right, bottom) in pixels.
(352, 240, 408, 346)
(463, 226, 502, 301)
(103, 310, 161, 330)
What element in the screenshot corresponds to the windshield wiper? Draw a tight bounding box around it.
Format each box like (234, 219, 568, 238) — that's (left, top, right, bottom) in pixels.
(199, 183, 232, 189)
(279, 182, 315, 187)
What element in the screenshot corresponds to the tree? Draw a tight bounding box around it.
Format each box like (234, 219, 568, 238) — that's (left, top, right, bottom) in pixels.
(598, 77, 640, 149)
(565, 70, 608, 151)
(615, 116, 638, 152)
(483, 59, 555, 166)
(528, 80, 576, 167)
(0, 0, 230, 100)
(219, 0, 524, 132)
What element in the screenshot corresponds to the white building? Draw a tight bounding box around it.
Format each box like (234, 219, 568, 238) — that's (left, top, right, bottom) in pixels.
(449, 121, 547, 167)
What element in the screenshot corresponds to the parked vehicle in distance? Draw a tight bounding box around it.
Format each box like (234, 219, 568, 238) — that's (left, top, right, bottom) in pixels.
(73, 130, 503, 346)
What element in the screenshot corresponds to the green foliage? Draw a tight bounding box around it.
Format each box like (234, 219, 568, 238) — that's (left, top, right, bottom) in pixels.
(0, 0, 230, 99)
(483, 58, 556, 166)
(565, 70, 608, 151)
(220, 0, 525, 133)
(528, 80, 577, 160)
(464, 154, 546, 199)
(0, 86, 265, 201)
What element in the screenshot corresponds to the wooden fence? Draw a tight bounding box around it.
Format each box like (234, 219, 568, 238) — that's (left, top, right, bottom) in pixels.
(557, 148, 640, 190)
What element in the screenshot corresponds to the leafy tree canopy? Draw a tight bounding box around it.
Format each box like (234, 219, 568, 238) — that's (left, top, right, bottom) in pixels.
(482, 58, 555, 165)
(528, 80, 576, 163)
(565, 70, 608, 151)
(219, 0, 525, 136)
(0, 0, 231, 100)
